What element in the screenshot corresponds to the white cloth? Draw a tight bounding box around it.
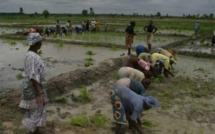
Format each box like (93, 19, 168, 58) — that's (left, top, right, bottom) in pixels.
(27, 33, 42, 46)
(118, 67, 145, 82)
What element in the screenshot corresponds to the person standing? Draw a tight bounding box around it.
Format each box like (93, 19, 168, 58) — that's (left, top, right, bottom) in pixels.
(144, 20, 157, 51)
(56, 20, 61, 35)
(212, 30, 215, 47)
(194, 22, 200, 36)
(125, 21, 136, 55)
(19, 32, 48, 134)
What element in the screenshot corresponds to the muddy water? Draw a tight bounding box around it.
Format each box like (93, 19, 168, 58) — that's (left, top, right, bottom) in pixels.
(174, 55, 215, 80)
(62, 32, 186, 48)
(0, 39, 125, 92)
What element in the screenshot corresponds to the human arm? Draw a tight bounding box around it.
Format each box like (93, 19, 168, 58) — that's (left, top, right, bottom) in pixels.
(31, 79, 44, 106)
(153, 26, 157, 34)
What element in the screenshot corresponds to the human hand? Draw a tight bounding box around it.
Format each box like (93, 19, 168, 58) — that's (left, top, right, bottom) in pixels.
(36, 94, 44, 107)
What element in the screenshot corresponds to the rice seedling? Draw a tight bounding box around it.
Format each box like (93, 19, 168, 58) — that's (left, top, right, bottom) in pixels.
(84, 61, 94, 67)
(142, 120, 154, 127)
(80, 88, 90, 102)
(57, 41, 65, 48)
(70, 115, 91, 127)
(84, 57, 94, 62)
(16, 73, 23, 80)
(70, 114, 107, 128)
(86, 50, 95, 56)
(90, 114, 107, 127)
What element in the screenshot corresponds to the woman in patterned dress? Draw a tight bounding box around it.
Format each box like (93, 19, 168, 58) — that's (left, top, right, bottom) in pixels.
(19, 32, 48, 134)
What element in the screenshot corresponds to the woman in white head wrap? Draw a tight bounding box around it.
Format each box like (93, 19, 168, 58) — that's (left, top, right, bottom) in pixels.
(19, 33, 48, 133)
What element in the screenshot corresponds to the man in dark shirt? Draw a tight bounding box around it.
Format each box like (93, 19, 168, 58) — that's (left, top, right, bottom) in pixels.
(144, 20, 157, 51)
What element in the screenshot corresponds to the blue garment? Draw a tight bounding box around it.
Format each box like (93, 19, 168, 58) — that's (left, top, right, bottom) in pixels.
(136, 45, 145, 57)
(114, 86, 144, 121)
(129, 79, 145, 96)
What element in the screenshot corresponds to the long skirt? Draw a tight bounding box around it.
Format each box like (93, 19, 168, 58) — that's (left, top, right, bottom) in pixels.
(125, 34, 134, 49)
(19, 95, 48, 132)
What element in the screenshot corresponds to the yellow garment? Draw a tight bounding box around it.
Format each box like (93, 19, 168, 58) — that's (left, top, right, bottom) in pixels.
(138, 53, 151, 62)
(161, 48, 177, 61)
(151, 53, 170, 69)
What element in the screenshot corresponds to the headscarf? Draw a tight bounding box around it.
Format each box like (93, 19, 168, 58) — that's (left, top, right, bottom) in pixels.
(29, 28, 36, 33)
(143, 96, 159, 109)
(27, 33, 42, 46)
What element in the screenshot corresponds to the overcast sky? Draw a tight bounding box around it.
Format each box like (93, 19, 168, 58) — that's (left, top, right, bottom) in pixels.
(1, 0, 215, 16)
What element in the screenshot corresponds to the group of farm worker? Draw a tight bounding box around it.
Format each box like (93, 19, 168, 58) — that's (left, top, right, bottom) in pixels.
(111, 43, 177, 133)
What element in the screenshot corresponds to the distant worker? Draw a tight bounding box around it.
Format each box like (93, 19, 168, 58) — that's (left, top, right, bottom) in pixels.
(125, 21, 137, 55)
(144, 20, 157, 51)
(56, 20, 61, 35)
(194, 22, 200, 36)
(212, 30, 215, 47)
(104, 21, 109, 32)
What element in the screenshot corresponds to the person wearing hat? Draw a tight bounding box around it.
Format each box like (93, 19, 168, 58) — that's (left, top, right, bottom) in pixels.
(19, 32, 48, 134)
(135, 44, 149, 57)
(144, 20, 157, 51)
(125, 21, 137, 55)
(110, 86, 158, 134)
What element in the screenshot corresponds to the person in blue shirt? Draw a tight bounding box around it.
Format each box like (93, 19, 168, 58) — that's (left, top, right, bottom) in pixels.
(110, 86, 158, 134)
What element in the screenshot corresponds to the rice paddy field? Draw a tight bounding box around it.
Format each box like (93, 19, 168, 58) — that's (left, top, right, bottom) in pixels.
(0, 15, 215, 134)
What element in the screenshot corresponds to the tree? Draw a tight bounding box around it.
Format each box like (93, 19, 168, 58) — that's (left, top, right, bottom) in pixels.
(156, 12, 161, 17)
(90, 7, 95, 16)
(19, 7, 23, 14)
(82, 9, 88, 16)
(42, 10, 50, 18)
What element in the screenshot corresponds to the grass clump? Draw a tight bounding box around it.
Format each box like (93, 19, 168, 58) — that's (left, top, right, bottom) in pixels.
(70, 114, 107, 128)
(16, 73, 23, 80)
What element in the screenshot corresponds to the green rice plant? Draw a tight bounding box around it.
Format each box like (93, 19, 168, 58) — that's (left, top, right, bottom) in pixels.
(153, 74, 165, 83)
(84, 57, 93, 62)
(8, 41, 17, 46)
(110, 45, 119, 51)
(70, 115, 91, 127)
(80, 88, 90, 102)
(191, 41, 194, 44)
(120, 53, 125, 56)
(16, 73, 23, 80)
(84, 61, 94, 67)
(70, 114, 107, 128)
(15, 48, 19, 50)
(86, 50, 95, 56)
(57, 41, 65, 48)
(53, 97, 68, 104)
(142, 121, 154, 127)
(52, 34, 57, 38)
(13, 128, 28, 134)
(90, 114, 107, 127)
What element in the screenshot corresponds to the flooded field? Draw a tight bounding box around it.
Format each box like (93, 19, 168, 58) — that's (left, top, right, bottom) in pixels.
(0, 39, 125, 92)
